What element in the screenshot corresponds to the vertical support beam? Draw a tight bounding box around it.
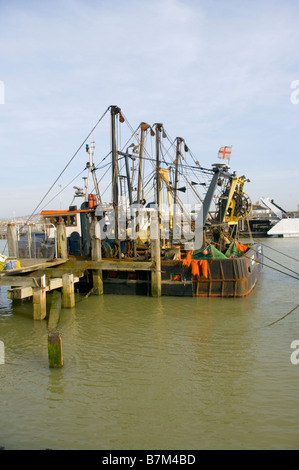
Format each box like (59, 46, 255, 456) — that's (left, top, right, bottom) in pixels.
(48, 291, 62, 330)
(57, 221, 68, 259)
(62, 273, 75, 308)
(48, 331, 63, 368)
(7, 223, 18, 258)
(90, 217, 103, 295)
(150, 212, 161, 297)
(33, 287, 47, 320)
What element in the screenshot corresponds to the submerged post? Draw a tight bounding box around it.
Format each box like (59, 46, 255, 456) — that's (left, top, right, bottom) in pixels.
(48, 291, 61, 330)
(150, 210, 161, 297)
(90, 217, 103, 295)
(48, 331, 63, 368)
(47, 291, 63, 368)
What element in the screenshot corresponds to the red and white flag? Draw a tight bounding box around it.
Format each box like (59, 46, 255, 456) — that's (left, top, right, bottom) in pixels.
(218, 146, 232, 162)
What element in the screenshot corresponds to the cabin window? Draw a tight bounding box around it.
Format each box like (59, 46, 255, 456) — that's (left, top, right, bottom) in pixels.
(45, 215, 78, 227)
(69, 215, 77, 226)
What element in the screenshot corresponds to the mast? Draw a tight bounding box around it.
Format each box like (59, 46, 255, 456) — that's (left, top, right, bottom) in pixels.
(137, 123, 149, 208)
(173, 137, 183, 233)
(124, 146, 134, 208)
(154, 123, 163, 222)
(85, 141, 101, 204)
(174, 137, 182, 207)
(110, 105, 124, 245)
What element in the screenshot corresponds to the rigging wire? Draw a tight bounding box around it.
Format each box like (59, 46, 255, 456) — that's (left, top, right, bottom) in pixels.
(40, 168, 86, 211)
(241, 252, 299, 281)
(256, 238, 299, 263)
(25, 106, 110, 222)
(211, 239, 299, 281)
(249, 246, 299, 278)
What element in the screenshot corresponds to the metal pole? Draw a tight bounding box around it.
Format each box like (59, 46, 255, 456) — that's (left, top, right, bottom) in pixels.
(111, 106, 119, 243)
(173, 137, 182, 245)
(155, 123, 162, 223)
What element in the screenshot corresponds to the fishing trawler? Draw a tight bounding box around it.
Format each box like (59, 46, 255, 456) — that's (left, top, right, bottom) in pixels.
(38, 105, 263, 297)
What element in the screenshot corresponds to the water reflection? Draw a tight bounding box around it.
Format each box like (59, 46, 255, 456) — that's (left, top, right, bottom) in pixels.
(0, 238, 299, 449)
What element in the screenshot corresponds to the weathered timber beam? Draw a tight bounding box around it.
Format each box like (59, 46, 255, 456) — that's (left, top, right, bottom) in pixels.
(0, 259, 68, 276)
(32, 268, 85, 278)
(0, 276, 43, 287)
(48, 291, 61, 331)
(29, 261, 154, 275)
(48, 331, 63, 368)
(7, 276, 80, 299)
(8, 286, 34, 300)
(62, 260, 154, 271)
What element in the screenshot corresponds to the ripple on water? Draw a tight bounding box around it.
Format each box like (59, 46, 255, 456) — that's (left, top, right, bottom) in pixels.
(1, 239, 299, 449)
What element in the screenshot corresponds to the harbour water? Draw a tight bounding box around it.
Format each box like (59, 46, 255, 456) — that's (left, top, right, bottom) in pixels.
(0, 238, 299, 450)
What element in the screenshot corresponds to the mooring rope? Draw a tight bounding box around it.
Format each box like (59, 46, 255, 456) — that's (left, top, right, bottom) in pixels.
(256, 238, 299, 263)
(264, 304, 299, 327)
(212, 239, 299, 282)
(249, 245, 299, 278)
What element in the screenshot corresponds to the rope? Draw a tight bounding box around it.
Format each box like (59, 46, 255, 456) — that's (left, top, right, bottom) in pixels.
(240, 303, 299, 334)
(213, 239, 299, 281)
(265, 304, 299, 327)
(256, 238, 299, 263)
(249, 246, 299, 278)
(25, 107, 110, 223)
(242, 251, 299, 281)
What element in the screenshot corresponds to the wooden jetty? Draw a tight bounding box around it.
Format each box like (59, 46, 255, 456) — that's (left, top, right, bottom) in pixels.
(1, 221, 160, 322)
(1, 106, 263, 322)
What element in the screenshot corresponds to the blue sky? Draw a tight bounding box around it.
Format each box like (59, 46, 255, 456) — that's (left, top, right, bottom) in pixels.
(0, 0, 299, 218)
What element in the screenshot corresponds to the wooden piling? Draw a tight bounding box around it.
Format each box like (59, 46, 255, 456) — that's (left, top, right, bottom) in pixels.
(150, 216, 161, 297)
(33, 287, 47, 320)
(62, 273, 75, 308)
(57, 221, 68, 259)
(48, 291, 61, 330)
(7, 223, 18, 258)
(48, 331, 63, 368)
(32, 275, 47, 321)
(90, 218, 103, 295)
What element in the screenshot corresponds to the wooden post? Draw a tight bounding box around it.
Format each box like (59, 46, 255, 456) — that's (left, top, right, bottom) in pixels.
(90, 218, 103, 295)
(48, 331, 63, 368)
(57, 221, 68, 259)
(62, 273, 75, 308)
(7, 223, 18, 258)
(150, 213, 161, 297)
(27, 224, 32, 258)
(48, 291, 61, 330)
(33, 287, 47, 320)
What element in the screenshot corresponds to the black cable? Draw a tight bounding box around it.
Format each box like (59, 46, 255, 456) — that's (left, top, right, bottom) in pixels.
(25, 107, 109, 223)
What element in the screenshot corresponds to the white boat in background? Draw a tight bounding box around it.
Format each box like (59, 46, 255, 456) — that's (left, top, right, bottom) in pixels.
(258, 197, 299, 237)
(267, 218, 299, 238)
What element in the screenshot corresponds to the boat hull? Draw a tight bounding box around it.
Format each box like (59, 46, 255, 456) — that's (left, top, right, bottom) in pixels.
(102, 243, 263, 298)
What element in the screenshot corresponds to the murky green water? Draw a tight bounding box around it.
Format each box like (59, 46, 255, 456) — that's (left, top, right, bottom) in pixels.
(1, 238, 299, 450)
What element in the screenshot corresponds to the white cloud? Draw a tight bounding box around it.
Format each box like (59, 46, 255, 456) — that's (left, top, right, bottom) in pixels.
(0, 0, 299, 216)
